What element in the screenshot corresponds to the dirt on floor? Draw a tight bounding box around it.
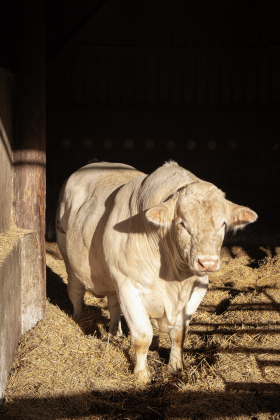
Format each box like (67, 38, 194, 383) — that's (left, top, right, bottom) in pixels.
(1, 223, 280, 420)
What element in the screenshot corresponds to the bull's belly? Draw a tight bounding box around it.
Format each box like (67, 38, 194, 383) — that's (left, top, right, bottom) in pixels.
(71, 256, 117, 297)
(78, 273, 116, 296)
(63, 234, 116, 296)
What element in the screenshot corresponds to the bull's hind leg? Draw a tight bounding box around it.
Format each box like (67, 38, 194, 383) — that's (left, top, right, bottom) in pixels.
(67, 271, 85, 318)
(107, 295, 123, 339)
(56, 229, 85, 317)
(56, 228, 85, 317)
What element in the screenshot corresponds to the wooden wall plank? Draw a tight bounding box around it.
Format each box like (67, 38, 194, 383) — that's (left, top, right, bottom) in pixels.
(161, 0, 174, 47)
(134, 52, 147, 106)
(261, 0, 274, 46)
(185, 2, 198, 47)
(85, 0, 101, 15)
(242, 53, 248, 106)
(197, 0, 211, 47)
(274, 1, 280, 45)
(172, 52, 182, 107)
(59, 0, 73, 42)
(248, 0, 262, 47)
(234, 53, 244, 107)
(223, 1, 236, 47)
(72, 50, 83, 106)
(221, 53, 231, 106)
(86, 23, 99, 45)
(159, 52, 170, 106)
(136, 0, 149, 46)
(173, 0, 185, 47)
(98, 51, 109, 105)
(235, 0, 250, 47)
(46, 0, 60, 57)
(21, 233, 45, 334)
(209, 53, 219, 108)
(148, 52, 158, 106)
(197, 53, 208, 107)
(266, 52, 274, 107)
(85, 51, 98, 106)
(246, 52, 257, 106)
(72, 0, 86, 36)
(0, 68, 13, 233)
(59, 56, 73, 106)
(210, 0, 224, 47)
(98, 12, 111, 45)
(259, 51, 269, 107)
(0, 239, 21, 399)
(122, 52, 133, 106)
(123, 0, 136, 46)
(184, 53, 195, 107)
(148, 0, 161, 46)
(110, 1, 123, 45)
(110, 51, 121, 106)
(271, 54, 280, 106)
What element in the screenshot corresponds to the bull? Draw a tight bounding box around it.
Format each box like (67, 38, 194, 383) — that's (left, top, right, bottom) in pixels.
(56, 161, 257, 382)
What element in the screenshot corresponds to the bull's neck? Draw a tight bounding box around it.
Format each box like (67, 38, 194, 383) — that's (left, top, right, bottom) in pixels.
(141, 220, 190, 282)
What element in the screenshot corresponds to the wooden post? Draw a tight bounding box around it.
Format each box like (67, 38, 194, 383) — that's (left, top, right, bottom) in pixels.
(13, 0, 46, 321)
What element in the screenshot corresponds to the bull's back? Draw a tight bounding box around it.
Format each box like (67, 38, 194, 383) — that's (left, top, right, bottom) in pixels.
(57, 162, 143, 232)
(56, 162, 144, 290)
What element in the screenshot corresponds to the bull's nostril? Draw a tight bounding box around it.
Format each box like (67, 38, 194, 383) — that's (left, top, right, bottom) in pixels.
(196, 258, 219, 272)
(197, 259, 204, 269)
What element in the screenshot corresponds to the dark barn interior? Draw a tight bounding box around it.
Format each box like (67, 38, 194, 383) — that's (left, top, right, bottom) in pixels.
(45, 0, 280, 236)
(1, 1, 280, 419)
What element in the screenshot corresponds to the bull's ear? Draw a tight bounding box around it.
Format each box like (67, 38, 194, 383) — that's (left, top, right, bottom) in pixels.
(226, 200, 258, 231)
(146, 199, 175, 227)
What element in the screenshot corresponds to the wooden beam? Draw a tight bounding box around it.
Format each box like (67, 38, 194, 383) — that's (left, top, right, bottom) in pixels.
(13, 0, 46, 320)
(47, 0, 123, 75)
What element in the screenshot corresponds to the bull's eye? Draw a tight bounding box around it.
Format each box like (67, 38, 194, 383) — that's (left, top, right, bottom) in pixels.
(179, 221, 190, 233)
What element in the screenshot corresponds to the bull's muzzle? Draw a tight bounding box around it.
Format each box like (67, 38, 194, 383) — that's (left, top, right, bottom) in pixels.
(195, 258, 219, 273)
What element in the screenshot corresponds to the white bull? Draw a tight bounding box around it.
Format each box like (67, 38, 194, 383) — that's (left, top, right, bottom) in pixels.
(56, 161, 257, 382)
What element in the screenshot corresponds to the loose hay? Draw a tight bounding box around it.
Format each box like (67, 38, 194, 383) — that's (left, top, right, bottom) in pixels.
(1, 224, 280, 419)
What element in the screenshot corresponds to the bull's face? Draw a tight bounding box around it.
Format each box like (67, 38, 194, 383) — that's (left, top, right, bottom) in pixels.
(146, 181, 258, 277)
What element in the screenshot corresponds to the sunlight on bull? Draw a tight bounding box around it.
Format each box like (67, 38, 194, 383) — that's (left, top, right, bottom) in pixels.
(56, 161, 257, 383)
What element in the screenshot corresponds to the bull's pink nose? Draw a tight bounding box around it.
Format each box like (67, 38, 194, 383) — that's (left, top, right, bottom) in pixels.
(197, 258, 219, 272)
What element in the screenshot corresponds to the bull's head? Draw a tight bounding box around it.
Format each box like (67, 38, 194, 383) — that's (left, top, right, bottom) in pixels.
(146, 181, 257, 277)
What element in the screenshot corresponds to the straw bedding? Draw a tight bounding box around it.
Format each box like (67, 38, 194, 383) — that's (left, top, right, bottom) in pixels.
(1, 224, 280, 419)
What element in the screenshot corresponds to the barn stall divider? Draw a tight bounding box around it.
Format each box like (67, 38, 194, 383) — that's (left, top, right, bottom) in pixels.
(0, 0, 46, 401)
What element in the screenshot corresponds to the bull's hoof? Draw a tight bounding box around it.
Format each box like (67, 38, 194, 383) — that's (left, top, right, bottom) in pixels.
(135, 369, 151, 384)
(168, 360, 183, 373)
(107, 333, 124, 344)
(73, 310, 84, 320)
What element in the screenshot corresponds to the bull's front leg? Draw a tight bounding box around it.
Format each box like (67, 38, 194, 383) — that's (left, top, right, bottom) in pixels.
(169, 275, 209, 373)
(117, 285, 153, 383)
(168, 317, 189, 372)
